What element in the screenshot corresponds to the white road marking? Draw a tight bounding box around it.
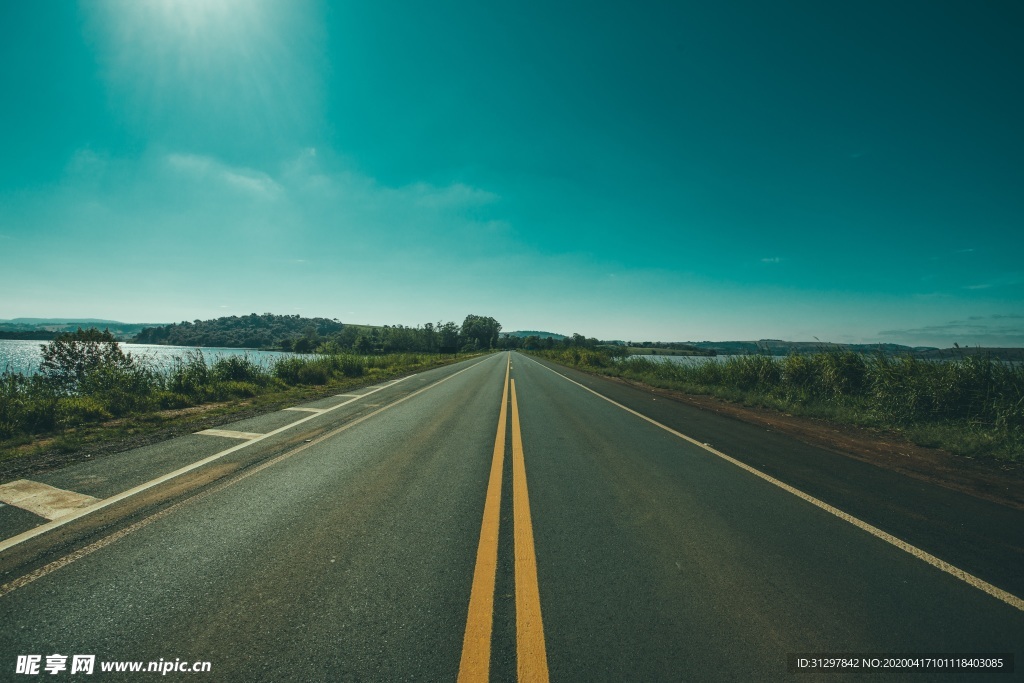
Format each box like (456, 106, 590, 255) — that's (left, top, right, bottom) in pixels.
(0, 363, 480, 554)
(196, 429, 264, 440)
(283, 407, 326, 413)
(335, 394, 361, 398)
(0, 480, 101, 521)
(527, 355, 1024, 613)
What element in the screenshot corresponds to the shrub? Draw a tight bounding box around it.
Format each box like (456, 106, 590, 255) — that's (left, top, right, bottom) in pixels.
(273, 358, 304, 385)
(167, 351, 211, 398)
(39, 328, 138, 393)
(57, 396, 113, 426)
(0, 373, 60, 437)
(338, 354, 364, 377)
(297, 363, 330, 385)
(722, 355, 779, 391)
(217, 381, 260, 398)
(212, 355, 265, 384)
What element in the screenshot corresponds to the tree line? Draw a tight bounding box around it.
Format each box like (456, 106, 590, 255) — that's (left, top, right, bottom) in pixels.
(131, 313, 504, 354)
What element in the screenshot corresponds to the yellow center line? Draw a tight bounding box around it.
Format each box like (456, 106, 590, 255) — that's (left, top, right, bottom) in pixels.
(511, 378, 550, 682)
(458, 354, 511, 682)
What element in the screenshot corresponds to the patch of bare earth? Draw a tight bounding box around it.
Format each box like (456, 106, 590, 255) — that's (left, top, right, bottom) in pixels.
(611, 376, 1024, 511)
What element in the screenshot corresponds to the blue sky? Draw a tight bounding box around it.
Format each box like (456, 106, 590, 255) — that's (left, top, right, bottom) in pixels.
(1, 0, 1022, 347)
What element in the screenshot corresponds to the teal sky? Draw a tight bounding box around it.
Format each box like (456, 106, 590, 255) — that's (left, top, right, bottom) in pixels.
(2, 1, 1022, 346)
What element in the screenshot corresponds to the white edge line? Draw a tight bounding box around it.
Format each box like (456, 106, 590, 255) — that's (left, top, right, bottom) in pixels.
(523, 354, 1024, 613)
(0, 371, 444, 554)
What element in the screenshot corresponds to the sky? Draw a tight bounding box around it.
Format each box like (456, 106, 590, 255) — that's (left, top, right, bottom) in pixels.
(1, 0, 1022, 347)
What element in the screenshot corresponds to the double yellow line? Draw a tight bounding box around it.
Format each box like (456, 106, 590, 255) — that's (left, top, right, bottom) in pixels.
(459, 354, 550, 682)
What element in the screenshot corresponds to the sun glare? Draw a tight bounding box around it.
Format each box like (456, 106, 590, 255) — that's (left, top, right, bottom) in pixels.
(89, 0, 317, 141)
(109, 0, 265, 61)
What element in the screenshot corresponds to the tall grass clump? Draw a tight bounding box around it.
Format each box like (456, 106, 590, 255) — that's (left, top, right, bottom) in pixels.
(0, 372, 61, 438)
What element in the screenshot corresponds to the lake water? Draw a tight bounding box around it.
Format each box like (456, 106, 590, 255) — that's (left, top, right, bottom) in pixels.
(622, 352, 1022, 367)
(0, 339, 297, 376)
(622, 353, 743, 366)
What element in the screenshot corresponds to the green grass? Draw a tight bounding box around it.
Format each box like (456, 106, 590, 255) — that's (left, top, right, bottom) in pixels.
(532, 348, 1024, 462)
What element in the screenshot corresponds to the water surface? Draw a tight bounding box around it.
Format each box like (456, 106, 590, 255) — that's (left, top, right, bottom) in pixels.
(0, 339, 296, 376)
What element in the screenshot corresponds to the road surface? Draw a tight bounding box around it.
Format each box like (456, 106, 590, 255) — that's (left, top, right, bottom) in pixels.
(1, 352, 1021, 680)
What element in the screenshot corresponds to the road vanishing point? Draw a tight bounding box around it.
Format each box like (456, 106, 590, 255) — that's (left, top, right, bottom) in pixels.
(1, 352, 1021, 680)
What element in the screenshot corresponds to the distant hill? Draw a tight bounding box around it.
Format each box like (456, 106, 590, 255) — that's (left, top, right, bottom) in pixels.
(684, 340, 935, 356)
(0, 318, 166, 340)
(505, 330, 566, 340)
(912, 347, 1024, 361)
(1, 318, 132, 326)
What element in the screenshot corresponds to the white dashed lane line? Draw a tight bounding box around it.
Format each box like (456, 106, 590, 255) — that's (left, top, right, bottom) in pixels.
(196, 429, 265, 440)
(0, 480, 101, 521)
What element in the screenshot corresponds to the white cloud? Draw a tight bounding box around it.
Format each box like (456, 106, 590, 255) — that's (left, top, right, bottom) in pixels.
(962, 273, 1023, 291)
(404, 182, 499, 209)
(165, 153, 282, 198)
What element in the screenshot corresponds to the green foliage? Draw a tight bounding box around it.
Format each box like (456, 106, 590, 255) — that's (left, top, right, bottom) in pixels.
(132, 313, 344, 349)
(36, 328, 157, 417)
(57, 396, 113, 426)
(461, 315, 502, 350)
(212, 355, 264, 384)
(0, 373, 60, 439)
(167, 351, 211, 398)
(40, 328, 135, 392)
(216, 381, 261, 399)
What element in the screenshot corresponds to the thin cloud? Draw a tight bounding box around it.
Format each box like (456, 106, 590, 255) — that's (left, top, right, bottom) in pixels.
(165, 153, 282, 198)
(879, 314, 1024, 343)
(405, 182, 498, 209)
(962, 273, 1023, 291)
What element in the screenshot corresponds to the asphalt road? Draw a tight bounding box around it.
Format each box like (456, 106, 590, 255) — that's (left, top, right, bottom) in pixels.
(1, 351, 1021, 681)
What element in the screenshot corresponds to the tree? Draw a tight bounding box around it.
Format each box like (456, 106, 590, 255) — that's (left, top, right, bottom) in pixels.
(354, 335, 373, 355)
(40, 328, 135, 392)
(438, 322, 460, 353)
(461, 315, 502, 350)
(39, 327, 155, 416)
